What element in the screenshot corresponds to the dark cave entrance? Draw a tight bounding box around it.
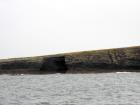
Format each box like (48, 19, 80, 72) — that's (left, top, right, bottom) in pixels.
(40, 56, 68, 73)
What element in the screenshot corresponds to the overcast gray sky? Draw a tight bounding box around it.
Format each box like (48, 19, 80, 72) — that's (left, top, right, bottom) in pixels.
(0, 0, 140, 59)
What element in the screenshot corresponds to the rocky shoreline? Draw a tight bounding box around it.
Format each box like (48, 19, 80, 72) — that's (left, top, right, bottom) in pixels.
(0, 46, 140, 74)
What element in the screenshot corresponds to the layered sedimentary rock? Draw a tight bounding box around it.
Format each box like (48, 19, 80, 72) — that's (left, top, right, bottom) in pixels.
(0, 46, 140, 74)
(65, 46, 140, 73)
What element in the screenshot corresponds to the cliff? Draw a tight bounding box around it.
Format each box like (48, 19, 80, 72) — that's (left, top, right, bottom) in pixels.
(0, 46, 140, 74)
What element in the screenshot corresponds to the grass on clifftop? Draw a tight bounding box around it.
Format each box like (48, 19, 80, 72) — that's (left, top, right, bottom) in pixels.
(0, 46, 139, 63)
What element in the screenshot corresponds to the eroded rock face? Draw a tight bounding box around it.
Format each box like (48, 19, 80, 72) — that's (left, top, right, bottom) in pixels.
(0, 60, 41, 70)
(0, 46, 140, 74)
(40, 56, 68, 73)
(65, 46, 140, 72)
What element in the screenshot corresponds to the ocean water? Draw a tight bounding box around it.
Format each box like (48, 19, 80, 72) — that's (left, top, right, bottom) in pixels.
(0, 72, 140, 105)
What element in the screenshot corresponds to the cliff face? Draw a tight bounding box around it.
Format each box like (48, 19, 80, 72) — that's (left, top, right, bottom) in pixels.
(0, 46, 140, 74)
(65, 46, 140, 73)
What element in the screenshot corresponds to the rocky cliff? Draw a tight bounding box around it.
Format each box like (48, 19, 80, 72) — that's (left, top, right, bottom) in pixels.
(0, 46, 140, 74)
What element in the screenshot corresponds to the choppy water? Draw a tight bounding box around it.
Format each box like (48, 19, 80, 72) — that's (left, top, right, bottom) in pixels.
(0, 72, 140, 105)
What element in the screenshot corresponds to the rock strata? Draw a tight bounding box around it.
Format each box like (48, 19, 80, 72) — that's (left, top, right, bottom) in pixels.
(0, 46, 140, 74)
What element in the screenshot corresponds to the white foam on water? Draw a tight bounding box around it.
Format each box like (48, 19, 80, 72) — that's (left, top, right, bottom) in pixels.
(116, 72, 131, 73)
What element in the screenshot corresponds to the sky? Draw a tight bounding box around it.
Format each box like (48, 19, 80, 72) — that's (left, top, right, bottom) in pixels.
(0, 0, 140, 59)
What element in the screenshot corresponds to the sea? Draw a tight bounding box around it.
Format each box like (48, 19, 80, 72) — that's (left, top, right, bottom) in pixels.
(0, 72, 140, 105)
